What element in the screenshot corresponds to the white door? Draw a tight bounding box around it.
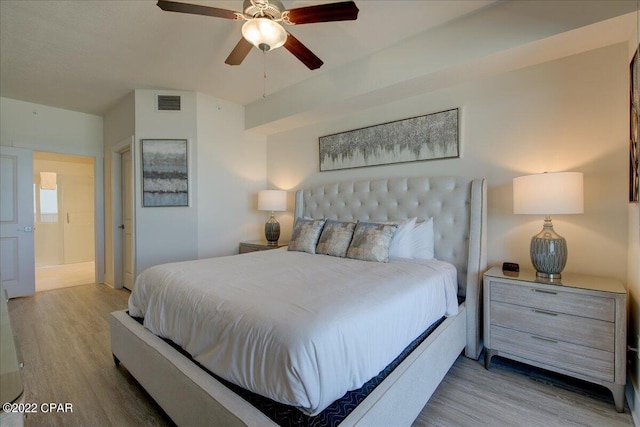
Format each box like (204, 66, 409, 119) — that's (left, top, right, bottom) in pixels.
(0, 146, 35, 298)
(121, 149, 134, 290)
(62, 174, 95, 264)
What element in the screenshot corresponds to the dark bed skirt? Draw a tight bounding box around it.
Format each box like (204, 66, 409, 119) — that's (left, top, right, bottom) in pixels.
(131, 314, 445, 427)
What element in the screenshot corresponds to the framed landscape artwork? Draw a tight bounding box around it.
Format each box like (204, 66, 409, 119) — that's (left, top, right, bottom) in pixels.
(631, 46, 639, 203)
(141, 139, 188, 207)
(319, 108, 459, 172)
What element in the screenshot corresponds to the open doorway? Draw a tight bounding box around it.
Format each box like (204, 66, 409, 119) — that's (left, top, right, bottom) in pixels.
(33, 152, 95, 292)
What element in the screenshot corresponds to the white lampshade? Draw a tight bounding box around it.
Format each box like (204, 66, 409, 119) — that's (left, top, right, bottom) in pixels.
(513, 172, 584, 215)
(258, 190, 286, 212)
(242, 18, 287, 52)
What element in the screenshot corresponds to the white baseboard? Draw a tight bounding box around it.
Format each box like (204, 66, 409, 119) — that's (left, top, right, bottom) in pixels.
(626, 373, 640, 427)
(102, 280, 126, 290)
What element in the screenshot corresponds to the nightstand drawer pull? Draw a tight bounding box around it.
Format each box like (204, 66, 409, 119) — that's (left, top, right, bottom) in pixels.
(532, 309, 558, 316)
(531, 335, 558, 344)
(532, 289, 557, 295)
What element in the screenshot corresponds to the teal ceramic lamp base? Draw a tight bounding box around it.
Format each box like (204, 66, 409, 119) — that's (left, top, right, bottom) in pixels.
(530, 216, 567, 281)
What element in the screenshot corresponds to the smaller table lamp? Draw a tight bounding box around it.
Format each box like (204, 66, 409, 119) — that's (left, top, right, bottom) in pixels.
(258, 190, 287, 245)
(513, 172, 584, 281)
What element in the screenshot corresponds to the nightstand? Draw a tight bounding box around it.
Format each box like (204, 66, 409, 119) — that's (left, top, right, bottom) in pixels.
(239, 240, 288, 254)
(483, 267, 627, 412)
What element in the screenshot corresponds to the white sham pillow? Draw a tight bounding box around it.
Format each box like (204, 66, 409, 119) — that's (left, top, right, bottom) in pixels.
(388, 217, 417, 259)
(411, 218, 434, 260)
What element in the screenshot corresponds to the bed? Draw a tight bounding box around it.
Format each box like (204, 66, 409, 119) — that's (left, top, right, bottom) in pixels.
(110, 176, 487, 426)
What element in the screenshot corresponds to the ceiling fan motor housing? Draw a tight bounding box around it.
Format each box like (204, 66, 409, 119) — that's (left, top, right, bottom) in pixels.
(243, 0, 284, 20)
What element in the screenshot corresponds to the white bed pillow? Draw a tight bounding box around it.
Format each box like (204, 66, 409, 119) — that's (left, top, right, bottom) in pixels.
(388, 217, 417, 259)
(411, 218, 434, 260)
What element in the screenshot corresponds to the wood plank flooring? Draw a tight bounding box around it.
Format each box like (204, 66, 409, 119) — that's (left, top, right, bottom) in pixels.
(8, 284, 172, 427)
(35, 261, 95, 292)
(6, 284, 635, 427)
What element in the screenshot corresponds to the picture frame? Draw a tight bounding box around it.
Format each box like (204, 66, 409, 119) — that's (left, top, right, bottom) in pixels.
(631, 46, 639, 203)
(319, 108, 459, 172)
(141, 139, 189, 207)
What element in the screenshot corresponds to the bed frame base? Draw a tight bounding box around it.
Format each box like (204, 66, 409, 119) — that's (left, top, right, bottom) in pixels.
(110, 304, 467, 427)
(111, 176, 487, 426)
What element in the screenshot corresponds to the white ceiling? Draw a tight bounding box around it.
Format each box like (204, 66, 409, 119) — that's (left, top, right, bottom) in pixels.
(0, 0, 496, 116)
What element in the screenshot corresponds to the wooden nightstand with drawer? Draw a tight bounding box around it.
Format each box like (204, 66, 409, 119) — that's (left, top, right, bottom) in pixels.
(239, 240, 288, 254)
(483, 267, 627, 412)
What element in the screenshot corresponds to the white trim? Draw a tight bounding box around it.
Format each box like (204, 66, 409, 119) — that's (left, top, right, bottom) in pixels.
(24, 144, 104, 286)
(111, 136, 135, 289)
(94, 152, 105, 284)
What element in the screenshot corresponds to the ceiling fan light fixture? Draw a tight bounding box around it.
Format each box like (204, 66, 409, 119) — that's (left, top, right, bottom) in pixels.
(242, 18, 287, 52)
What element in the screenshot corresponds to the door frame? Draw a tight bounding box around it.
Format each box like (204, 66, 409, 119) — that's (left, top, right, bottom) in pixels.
(33, 152, 98, 269)
(111, 137, 135, 289)
(2, 144, 104, 291)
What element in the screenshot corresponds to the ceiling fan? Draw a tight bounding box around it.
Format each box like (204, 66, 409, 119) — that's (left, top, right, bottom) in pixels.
(157, 0, 359, 70)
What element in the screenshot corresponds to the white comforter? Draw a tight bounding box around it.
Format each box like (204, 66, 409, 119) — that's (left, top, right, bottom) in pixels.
(128, 249, 458, 416)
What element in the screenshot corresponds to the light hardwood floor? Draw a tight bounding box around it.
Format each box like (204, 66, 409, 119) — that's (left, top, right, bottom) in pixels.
(35, 261, 95, 292)
(7, 284, 635, 427)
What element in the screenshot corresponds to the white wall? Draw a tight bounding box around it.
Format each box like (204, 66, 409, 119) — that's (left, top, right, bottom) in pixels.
(133, 90, 199, 275)
(195, 93, 266, 258)
(134, 90, 269, 271)
(266, 43, 629, 283)
(1, 98, 102, 154)
(102, 90, 268, 284)
(103, 92, 135, 287)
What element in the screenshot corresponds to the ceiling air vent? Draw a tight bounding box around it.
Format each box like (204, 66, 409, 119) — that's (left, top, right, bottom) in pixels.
(156, 95, 181, 111)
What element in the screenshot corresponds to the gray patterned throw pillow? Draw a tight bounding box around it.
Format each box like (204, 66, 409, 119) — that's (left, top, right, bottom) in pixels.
(316, 220, 356, 257)
(346, 222, 398, 263)
(287, 218, 326, 254)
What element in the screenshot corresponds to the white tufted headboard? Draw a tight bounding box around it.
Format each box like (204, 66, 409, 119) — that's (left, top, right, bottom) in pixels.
(294, 176, 487, 359)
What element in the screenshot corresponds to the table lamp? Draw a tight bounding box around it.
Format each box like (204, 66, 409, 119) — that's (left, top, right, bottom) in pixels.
(513, 172, 584, 281)
(258, 190, 287, 245)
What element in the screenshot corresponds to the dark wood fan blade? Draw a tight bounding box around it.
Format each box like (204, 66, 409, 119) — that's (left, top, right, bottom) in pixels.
(225, 38, 253, 66)
(284, 33, 323, 70)
(286, 1, 359, 25)
(157, 0, 240, 20)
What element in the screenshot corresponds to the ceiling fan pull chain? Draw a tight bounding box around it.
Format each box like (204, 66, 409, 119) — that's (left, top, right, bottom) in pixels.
(263, 52, 267, 98)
